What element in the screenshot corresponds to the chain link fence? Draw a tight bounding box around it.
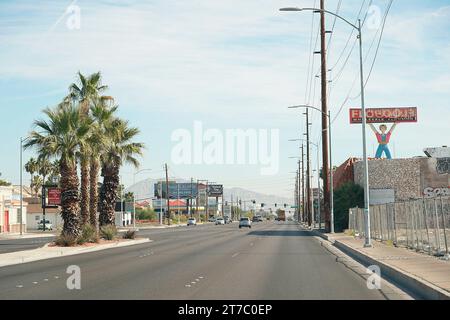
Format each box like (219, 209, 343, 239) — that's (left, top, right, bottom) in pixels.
(349, 197, 450, 257)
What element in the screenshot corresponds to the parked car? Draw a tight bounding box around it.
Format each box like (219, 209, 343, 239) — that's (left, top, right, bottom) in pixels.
(187, 218, 197, 226)
(239, 217, 252, 229)
(37, 219, 53, 230)
(215, 217, 225, 225)
(208, 216, 216, 223)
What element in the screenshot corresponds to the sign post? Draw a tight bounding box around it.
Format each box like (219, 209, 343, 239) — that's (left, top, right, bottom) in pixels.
(41, 185, 61, 232)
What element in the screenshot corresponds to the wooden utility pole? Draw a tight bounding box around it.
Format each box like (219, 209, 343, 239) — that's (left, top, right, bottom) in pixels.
(305, 110, 312, 226)
(165, 163, 170, 226)
(301, 144, 305, 223)
(319, 0, 331, 232)
(297, 161, 301, 222)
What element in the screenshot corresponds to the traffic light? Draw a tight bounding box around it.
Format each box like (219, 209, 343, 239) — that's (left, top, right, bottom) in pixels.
(275, 203, 277, 207)
(284, 204, 287, 208)
(261, 203, 265, 208)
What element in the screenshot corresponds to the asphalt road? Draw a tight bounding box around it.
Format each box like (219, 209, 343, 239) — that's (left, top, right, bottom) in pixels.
(0, 236, 55, 254)
(0, 222, 387, 300)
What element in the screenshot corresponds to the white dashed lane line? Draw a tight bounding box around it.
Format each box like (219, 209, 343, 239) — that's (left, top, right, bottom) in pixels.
(231, 252, 240, 258)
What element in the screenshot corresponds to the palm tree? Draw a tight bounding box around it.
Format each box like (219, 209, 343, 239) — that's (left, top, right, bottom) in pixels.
(87, 101, 117, 228)
(37, 157, 53, 185)
(30, 175, 43, 197)
(67, 72, 112, 226)
(24, 104, 92, 238)
(99, 119, 144, 226)
(25, 158, 39, 194)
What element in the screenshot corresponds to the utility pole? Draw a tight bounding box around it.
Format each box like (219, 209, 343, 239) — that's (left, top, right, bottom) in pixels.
(20, 137, 23, 235)
(297, 161, 301, 222)
(205, 180, 209, 221)
(319, 0, 331, 233)
(301, 144, 305, 223)
(165, 163, 170, 226)
(196, 179, 199, 220)
(304, 110, 312, 226)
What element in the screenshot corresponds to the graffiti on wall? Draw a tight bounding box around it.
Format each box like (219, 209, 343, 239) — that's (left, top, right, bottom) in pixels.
(436, 158, 450, 175)
(423, 187, 450, 198)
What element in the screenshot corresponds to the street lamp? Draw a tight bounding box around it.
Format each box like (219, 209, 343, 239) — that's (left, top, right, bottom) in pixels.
(281, 7, 371, 246)
(132, 168, 152, 230)
(289, 105, 334, 233)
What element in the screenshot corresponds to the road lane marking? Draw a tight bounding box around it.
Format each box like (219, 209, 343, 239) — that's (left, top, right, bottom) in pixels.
(185, 284, 191, 288)
(43, 279, 49, 282)
(232, 252, 240, 258)
(16, 285, 23, 288)
(32, 282, 38, 285)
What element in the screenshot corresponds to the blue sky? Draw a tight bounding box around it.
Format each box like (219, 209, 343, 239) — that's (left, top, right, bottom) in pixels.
(0, 0, 449, 198)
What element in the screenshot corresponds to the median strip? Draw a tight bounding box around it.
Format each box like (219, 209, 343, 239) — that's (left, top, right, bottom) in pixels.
(0, 238, 152, 268)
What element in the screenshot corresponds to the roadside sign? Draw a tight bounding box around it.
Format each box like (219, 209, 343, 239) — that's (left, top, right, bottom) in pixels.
(47, 187, 61, 206)
(349, 107, 418, 124)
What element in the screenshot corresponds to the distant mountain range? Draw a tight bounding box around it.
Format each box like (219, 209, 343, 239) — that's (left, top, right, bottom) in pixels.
(125, 178, 293, 210)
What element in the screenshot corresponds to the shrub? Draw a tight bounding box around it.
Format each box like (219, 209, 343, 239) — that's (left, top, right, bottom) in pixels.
(77, 224, 98, 245)
(100, 225, 117, 240)
(55, 232, 78, 247)
(123, 230, 136, 239)
(333, 182, 364, 232)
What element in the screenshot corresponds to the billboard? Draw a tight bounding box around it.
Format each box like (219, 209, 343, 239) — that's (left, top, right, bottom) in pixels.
(207, 184, 223, 197)
(154, 182, 198, 199)
(349, 107, 418, 124)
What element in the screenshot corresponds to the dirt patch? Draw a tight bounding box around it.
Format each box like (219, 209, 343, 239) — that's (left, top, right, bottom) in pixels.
(48, 238, 137, 248)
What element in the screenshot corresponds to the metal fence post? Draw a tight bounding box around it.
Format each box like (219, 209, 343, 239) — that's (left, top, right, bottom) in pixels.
(422, 197, 432, 255)
(393, 203, 398, 246)
(434, 198, 442, 254)
(440, 196, 449, 259)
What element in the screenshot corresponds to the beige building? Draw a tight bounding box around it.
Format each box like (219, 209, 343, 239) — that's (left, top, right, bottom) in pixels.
(0, 186, 27, 233)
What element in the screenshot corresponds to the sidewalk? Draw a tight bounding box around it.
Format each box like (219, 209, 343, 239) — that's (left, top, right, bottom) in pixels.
(0, 232, 57, 240)
(0, 238, 151, 268)
(310, 228, 450, 300)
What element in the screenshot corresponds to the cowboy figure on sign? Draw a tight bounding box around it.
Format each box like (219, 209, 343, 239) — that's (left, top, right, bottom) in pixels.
(369, 123, 398, 159)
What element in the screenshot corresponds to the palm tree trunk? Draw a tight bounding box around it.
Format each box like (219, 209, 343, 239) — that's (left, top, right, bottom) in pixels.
(89, 157, 100, 228)
(80, 155, 90, 225)
(99, 165, 119, 226)
(60, 161, 81, 238)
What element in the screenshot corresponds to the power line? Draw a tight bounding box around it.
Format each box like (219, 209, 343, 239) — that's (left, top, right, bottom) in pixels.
(331, 0, 394, 123)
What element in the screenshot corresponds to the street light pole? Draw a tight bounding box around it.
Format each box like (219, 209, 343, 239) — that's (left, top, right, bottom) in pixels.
(282, 8, 369, 241)
(289, 105, 333, 232)
(358, 19, 371, 247)
(20, 137, 24, 235)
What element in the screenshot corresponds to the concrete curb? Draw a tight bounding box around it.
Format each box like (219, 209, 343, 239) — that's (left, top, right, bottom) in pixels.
(309, 229, 450, 300)
(0, 238, 151, 268)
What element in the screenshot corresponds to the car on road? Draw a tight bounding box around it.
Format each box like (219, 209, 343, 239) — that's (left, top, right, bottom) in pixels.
(215, 217, 225, 225)
(208, 216, 216, 223)
(37, 219, 53, 230)
(187, 218, 197, 226)
(239, 217, 252, 229)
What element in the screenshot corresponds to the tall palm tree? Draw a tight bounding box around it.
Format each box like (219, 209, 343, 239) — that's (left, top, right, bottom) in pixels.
(67, 72, 112, 226)
(37, 157, 53, 185)
(99, 119, 144, 226)
(88, 101, 117, 228)
(30, 175, 43, 197)
(25, 158, 39, 194)
(24, 104, 92, 238)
